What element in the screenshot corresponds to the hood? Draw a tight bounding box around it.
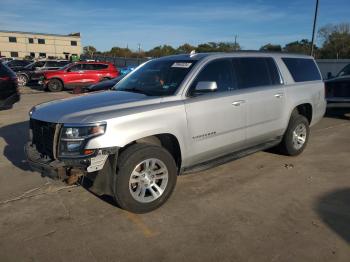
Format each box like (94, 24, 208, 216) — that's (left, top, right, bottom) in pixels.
(325, 75, 350, 83)
(31, 91, 162, 123)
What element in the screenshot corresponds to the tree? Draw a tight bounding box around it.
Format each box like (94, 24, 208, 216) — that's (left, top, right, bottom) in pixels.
(176, 43, 196, 54)
(146, 45, 176, 57)
(318, 23, 350, 59)
(283, 39, 316, 55)
(83, 46, 97, 57)
(196, 42, 240, 53)
(217, 42, 241, 52)
(260, 43, 282, 52)
(109, 47, 133, 57)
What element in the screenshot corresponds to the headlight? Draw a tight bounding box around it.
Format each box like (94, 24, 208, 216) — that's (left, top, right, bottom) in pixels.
(59, 123, 106, 157)
(29, 106, 35, 117)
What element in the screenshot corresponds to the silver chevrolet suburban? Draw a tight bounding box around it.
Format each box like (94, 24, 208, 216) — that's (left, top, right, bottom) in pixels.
(26, 52, 326, 213)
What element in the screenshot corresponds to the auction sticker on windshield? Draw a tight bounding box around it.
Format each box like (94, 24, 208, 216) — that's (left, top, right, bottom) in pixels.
(171, 62, 192, 68)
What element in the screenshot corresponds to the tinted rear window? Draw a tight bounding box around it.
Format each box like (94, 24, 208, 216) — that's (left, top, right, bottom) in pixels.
(0, 63, 15, 77)
(232, 57, 281, 89)
(93, 64, 109, 70)
(282, 58, 321, 82)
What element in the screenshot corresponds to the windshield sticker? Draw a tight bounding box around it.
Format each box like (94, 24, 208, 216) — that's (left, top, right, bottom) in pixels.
(171, 62, 192, 68)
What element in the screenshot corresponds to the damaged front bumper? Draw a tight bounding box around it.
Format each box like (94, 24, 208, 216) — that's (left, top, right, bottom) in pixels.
(25, 142, 110, 181)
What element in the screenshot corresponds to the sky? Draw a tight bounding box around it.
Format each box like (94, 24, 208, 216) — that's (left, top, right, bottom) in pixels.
(0, 0, 349, 52)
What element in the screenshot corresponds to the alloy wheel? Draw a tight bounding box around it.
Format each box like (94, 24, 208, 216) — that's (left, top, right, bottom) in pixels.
(129, 158, 169, 203)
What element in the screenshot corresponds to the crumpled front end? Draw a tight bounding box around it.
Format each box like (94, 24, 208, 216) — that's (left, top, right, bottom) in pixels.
(25, 118, 113, 186)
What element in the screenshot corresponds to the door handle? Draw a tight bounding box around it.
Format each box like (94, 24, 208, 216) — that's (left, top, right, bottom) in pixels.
(232, 100, 245, 106)
(274, 93, 284, 98)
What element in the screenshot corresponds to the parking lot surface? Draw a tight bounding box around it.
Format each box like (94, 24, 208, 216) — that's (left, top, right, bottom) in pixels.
(0, 88, 350, 262)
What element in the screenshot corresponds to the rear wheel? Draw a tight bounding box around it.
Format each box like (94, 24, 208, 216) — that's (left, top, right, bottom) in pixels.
(47, 79, 63, 92)
(17, 74, 28, 87)
(113, 143, 177, 213)
(278, 113, 310, 156)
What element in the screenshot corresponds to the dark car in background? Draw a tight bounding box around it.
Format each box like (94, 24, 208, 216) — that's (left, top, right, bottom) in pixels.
(0, 63, 19, 110)
(83, 74, 125, 92)
(16, 60, 70, 86)
(4, 59, 32, 71)
(41, 62, 119, 92)
(325, 63, 350, 108)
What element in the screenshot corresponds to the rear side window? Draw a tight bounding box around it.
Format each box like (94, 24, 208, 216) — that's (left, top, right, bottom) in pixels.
(93, 64, 109, 70)
(282, 58, 321, 82)
(232, 57, 281, 89)
(191, 59, 236, 93)
(82, 64, 95, 70)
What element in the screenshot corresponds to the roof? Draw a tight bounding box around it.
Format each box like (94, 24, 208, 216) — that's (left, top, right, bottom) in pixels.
(0, 30, 81, 38)
(156, 51, 312, 62)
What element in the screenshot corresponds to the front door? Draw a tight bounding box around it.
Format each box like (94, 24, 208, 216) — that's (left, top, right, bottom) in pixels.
(184, 59, 247, 165)
(65, 64, 85, 86)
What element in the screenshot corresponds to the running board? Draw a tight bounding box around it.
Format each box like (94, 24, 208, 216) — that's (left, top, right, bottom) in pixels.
(181, 138, 282, 175)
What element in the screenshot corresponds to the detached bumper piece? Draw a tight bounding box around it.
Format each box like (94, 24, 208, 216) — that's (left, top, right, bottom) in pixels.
(25, 142, 66, 179)
(25, 142, 110, 183)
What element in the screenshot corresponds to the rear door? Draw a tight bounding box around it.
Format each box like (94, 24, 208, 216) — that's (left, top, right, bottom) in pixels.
(93, 64, 110, 80)
(81, 64, 100, 84)
(184, 58, 247, 165)
(232, 57, 286, 146)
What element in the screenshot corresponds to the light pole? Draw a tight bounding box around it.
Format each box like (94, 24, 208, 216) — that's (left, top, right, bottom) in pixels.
(310, 0, 319, 56)
(234, 34, 238, 51)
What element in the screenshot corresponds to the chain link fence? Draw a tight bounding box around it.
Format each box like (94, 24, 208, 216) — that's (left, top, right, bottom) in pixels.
(80, 55, 149, 68)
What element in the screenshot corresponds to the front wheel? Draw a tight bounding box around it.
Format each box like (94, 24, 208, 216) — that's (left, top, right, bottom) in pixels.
(278, 113, 310, 156)
(113, 144, 177, 213)
(17, 74, 28, 87)
(47, 79, 63, 92)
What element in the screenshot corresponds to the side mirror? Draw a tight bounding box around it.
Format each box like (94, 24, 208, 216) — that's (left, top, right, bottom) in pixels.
(327, 72, 333, 79)
(194, 81, 217, 93)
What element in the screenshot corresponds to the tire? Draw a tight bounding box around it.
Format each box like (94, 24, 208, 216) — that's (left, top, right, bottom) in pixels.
(47, 79, 63, 92)
(113, 143, 177, 213)
(278, 113, 310, 156)
(17, 74, 28, 87)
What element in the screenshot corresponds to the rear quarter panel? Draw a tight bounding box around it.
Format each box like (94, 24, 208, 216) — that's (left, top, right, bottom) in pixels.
(275, 56, 326, 129)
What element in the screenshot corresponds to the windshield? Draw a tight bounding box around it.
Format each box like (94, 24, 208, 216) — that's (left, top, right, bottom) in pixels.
(115, 59, 197, 96)
(337, 64, 350, 77)
(60, 63, 74, 70)
(24, 62, 35, 69)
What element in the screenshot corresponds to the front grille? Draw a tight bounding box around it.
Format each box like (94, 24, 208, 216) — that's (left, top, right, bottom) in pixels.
(30, 119, 57, 159)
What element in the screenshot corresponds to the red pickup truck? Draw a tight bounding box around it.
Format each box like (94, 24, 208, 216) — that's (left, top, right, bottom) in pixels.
(41, 62, 119, 92)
